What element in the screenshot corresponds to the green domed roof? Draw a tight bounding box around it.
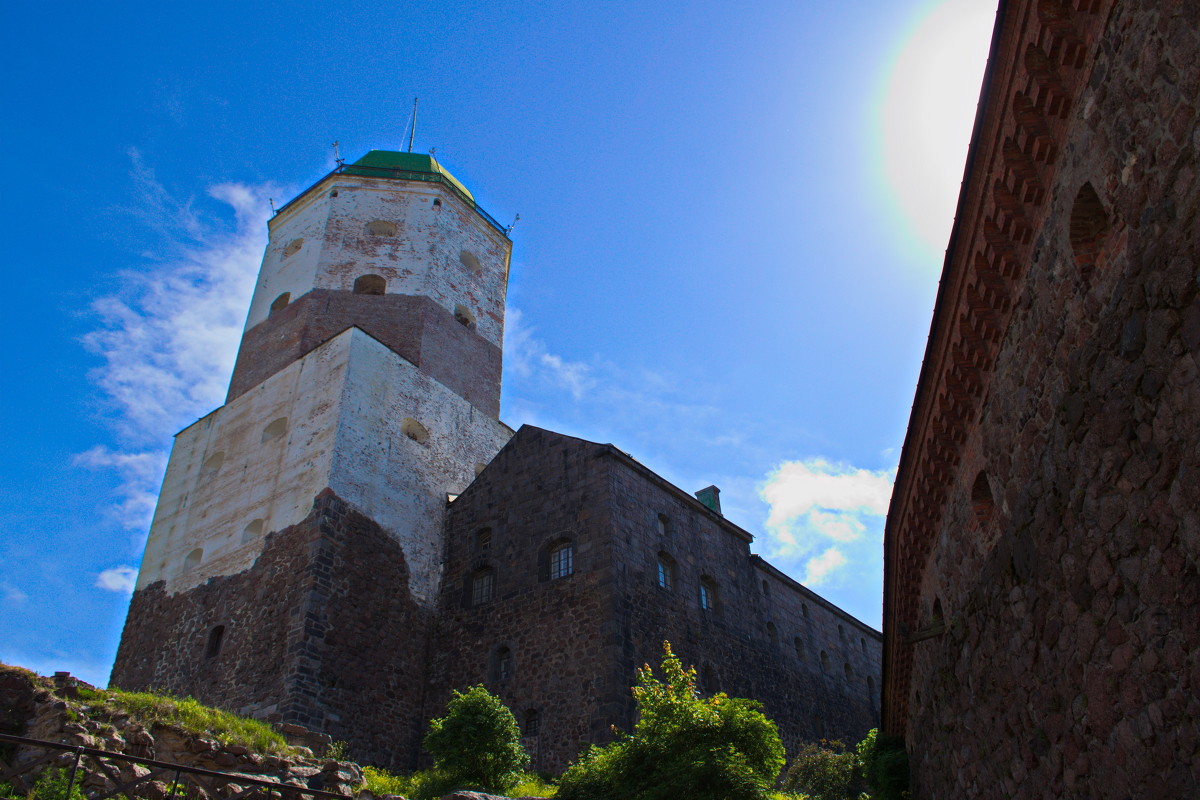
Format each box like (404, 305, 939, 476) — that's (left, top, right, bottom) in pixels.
(343, 150, 473, 202)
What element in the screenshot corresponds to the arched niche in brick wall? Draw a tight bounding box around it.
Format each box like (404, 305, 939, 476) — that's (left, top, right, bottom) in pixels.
(1069, 182, 1110, 277)
(354, 274, 386, 295)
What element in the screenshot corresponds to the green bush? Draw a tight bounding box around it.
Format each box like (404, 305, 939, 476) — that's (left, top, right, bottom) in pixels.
(422, 685, 530, 795)
(857, 729, 909, 800)
(782, 739, 862, 800)
(0, 767, 89, 800)
(557, 642, 786, 800)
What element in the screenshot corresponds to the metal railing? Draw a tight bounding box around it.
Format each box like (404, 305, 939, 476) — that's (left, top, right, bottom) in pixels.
(0, 733, 349, 800)
(273, 162, 510, 238)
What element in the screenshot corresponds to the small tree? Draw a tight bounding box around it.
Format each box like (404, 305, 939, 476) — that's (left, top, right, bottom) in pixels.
(423, 685, 529, 795)
(557, 642, 785, 800)
(781, 739, 861, 800)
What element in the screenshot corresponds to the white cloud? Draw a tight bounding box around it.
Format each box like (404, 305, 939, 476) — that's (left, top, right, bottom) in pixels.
(803, 548, 849, 586)
(759, 457, 895, 585)
(83, 152, 275, 444)
(2, 583, 28, 604)
(79, 153, 278, 537)
(96, 566, 138, 594)
(503, 308, 594, 400)
(74, 446, 166, 530)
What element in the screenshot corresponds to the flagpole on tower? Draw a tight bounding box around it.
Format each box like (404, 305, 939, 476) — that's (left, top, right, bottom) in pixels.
(408, 98, 418, 153)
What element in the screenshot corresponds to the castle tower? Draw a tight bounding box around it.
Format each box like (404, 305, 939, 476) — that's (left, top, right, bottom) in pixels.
(112, 151, 514, 766)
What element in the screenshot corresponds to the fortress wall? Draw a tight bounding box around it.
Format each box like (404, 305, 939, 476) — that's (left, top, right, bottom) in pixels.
(112, 491, 432, 773)
(601, 451, 881, 755)
(134, 334, 348, 593)
(889, 3, 1200, 797)
(432, 427, 881, 773)
(431, 428, 619, 774)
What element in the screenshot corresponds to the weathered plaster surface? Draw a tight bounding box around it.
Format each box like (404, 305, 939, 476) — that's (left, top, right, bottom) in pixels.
(137, 328, 510, 603)
(244, 177, 509, 349)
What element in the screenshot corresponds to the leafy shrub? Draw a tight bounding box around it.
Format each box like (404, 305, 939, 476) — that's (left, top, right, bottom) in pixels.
(857, 729, 909, 800)
(0, 768, 88, 800)
(423, 685, 530, 795)
(360, 765, 413, 797)
(557, 642, 785, 800)
(782, 739, 862, 800)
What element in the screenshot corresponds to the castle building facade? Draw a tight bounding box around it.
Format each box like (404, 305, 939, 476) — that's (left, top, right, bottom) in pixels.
(112, 151, 880, 772)
(882, 1, 1200, 797)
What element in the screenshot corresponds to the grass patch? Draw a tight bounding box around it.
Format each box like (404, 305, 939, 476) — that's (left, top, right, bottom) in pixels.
(76, 687, 290, 754)
(359, 767, 557, 799)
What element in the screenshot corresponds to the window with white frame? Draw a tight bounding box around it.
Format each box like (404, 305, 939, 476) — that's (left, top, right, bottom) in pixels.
(550, 541, 573, 579)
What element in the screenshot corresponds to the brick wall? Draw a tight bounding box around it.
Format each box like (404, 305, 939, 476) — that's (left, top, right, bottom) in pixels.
(227, 290, 502, 416)
(885, 2, 1200, 797)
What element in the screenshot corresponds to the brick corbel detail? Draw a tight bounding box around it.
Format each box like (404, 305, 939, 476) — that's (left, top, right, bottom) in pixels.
(880, 0, 1114, 737)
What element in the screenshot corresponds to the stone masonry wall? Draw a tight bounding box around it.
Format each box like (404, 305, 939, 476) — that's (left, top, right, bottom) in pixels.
(432, 426, 881, 773)
(112, 490, 433, 771)
(226, 291, 501, 416)
(601, 450, 881, 757)
(430, 428, 619, 774)
(901, 3, 1200, 798)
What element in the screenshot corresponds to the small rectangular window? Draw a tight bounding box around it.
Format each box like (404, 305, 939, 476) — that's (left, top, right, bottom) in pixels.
(550, 543, 573, 579)
(472, 570, 494, 605)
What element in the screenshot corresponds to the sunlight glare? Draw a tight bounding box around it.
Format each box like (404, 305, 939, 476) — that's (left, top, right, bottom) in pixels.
(880, 0, 997, 259)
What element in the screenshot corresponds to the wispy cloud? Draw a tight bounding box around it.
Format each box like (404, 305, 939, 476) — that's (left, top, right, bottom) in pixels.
(759, 458, 894, 586)
(74, 447, 167, 531)
(2, 583, 28, 604)
(79, 151, 277, 540)
(96, 566, 138, 593)
(503, 308, 595, 400)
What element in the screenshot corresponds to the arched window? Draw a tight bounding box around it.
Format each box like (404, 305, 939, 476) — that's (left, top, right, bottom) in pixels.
(657, 513, 670, 537)
(820, 650, 830, 673)
(524, 709, 540, 737)
(838, 624, 846, 641)
(492, 646, 512, 682)
(270, 292, 291, 315)
(844, 662, 853, 680)
(261, 417, 288, 443)
(762, 579, 770, 596)
(472, 568, 494, 606)
(241, 519, 264, 545)
(205, 625, 225, 658)
(794, 637, 805, 660)
(701, 664, 718, 695)
(401, 417, 430, 444)
(475, 528, 492, 553)
(767, 622, 778, 645)
(656, 552, 675, 590)
(867, 675, 876, 696)
(365, 220, 398, 237)
(802, 603, 810, 619)
(184, 548, 203, 570)
(354, 274, 386, 295)
(283, 238, 303, 257)
(460, 250, 481, 274)
(699, 576, 719, 613)
(860, 637, 867, 653)
(550, 541, 573, 579)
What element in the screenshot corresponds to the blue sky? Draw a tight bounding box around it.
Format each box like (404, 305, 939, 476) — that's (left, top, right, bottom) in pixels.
(0, 0, 995, 687)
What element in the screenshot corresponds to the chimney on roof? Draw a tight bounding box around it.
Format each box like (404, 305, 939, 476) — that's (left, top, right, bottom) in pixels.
(694, 485, 722, 515)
